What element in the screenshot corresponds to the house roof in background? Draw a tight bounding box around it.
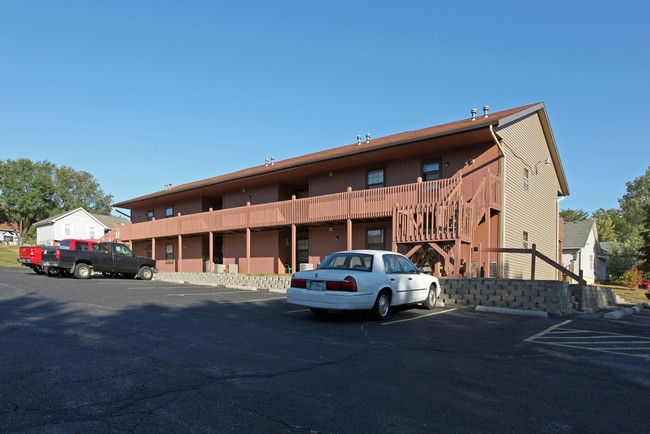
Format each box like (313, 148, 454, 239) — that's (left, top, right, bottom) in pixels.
(0, 223, 16, 232)
(92, 214, 129, 228)
(34, 208, 128, 228)
(563, 220, 598, 249)
(599, 241, 613, 256)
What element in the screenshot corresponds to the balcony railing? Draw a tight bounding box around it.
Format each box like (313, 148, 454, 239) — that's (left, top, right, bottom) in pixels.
(117, 173, 500, 242)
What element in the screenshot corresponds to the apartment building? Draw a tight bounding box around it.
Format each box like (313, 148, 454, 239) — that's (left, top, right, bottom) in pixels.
(112, 102, 569, 279)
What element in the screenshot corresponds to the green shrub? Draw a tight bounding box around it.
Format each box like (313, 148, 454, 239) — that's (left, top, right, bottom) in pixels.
(620, 265, 644, 288)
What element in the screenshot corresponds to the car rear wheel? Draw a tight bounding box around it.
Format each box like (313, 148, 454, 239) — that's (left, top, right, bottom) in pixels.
(422, 283, 438, 309)
(139, 266, 153, 281)
(74, 263, 91, 279)
(34, 266, 45, 275)
(47, 267, 60, 277)
(372, 290, 391, 320)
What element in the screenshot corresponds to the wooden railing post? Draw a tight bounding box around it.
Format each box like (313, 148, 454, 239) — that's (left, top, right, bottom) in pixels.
(578, 269, 584, 312)
(531, 243, 536, 280)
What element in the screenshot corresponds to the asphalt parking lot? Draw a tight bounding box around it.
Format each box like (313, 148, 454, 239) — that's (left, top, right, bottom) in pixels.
(1, 266, 648, 433)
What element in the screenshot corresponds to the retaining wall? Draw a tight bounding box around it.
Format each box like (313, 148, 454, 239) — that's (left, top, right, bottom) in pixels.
(154, 272, 617, 315)
(440, 278, 617, 315)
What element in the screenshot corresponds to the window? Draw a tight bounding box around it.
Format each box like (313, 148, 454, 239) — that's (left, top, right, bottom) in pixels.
(147, 210, 154, 221)
(297, 238, 309, 263)
(367, 169, 385, 189)
(523, 231, 529, 249)
(383, 254, 401, 273)
(422, 159, 442, 181)
(166, 243, 174, 263)
(523, 168, 530, 190)
(65, 224, 71, 236)
(395, 255, 418, 273)
(75, 242, 89, 251)
(366, 229, 385, 250)
(165, 206, 174, 218)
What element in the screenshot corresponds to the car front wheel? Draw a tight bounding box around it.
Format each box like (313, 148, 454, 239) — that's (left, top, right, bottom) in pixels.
(372, 290, 391, 320)
(422, 283, 438, 309)
(139, 266, 153, 280)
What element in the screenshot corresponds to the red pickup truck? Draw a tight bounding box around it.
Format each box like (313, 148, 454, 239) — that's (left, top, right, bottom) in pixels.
(18, 239, 99, 276)
(17, 246, 46, 274)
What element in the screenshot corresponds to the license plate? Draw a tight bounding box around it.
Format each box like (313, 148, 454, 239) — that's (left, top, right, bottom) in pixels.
(310, 281, 324, 291)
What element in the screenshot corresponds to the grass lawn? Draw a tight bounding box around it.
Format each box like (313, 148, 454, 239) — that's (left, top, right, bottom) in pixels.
(599, 283, 649, 303)
(0, 245, 21, 268)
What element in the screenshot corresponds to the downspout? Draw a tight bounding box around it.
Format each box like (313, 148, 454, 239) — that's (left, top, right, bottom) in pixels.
(489, 125, 506, 278)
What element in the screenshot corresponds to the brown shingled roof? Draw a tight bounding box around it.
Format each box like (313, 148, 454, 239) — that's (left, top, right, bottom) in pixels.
(114, 103, 549, 208)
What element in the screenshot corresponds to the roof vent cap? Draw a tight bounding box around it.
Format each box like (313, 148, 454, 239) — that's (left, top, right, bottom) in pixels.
(366, 133, 371, 144)
(471, 108, 477, 121)
(483, 105, 490, 118)
(357, 135, 362, 145)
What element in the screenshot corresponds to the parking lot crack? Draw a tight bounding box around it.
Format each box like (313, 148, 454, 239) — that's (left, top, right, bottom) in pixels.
(234, 404, 326, 432)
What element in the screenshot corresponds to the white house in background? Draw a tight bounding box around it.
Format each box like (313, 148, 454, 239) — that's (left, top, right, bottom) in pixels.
(561, 220, 607, 283)
(0, 223, 19, 245)
(34, 208, 129, 246)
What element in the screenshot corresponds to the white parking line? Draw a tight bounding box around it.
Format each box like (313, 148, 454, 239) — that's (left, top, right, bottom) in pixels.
(525, 320, 650, 359)
(164, 291, 252, 296)
(381, 308, 458, 325)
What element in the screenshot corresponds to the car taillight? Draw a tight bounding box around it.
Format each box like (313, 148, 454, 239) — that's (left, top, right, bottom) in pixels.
(326, 275, 357, 292)
(291, 276, 307, 288)
(56, 250, 60, 259)
(29, 248, 35, 256)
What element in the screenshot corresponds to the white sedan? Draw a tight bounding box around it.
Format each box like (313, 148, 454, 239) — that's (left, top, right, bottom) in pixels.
(286, 250, 441, 320)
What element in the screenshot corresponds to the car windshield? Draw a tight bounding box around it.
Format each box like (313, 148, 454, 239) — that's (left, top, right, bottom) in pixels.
(317, 253, 373, 271)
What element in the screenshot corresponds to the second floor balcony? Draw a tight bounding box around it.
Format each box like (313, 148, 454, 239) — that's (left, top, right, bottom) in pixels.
(117, 171, 501, 242)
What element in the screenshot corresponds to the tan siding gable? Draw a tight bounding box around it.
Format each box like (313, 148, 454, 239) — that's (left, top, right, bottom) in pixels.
(496, 113, 562, 280)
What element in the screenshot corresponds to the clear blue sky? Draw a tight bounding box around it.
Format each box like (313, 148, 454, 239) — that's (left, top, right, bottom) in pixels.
(2, 0, 648, 216)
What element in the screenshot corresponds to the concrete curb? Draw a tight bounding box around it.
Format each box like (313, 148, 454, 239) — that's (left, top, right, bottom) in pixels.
(603, 303, 645, 319)
(474, 305, 548, 319)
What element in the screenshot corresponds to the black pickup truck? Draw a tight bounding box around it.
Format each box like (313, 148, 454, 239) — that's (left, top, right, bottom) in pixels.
(40, 242, 157, 280)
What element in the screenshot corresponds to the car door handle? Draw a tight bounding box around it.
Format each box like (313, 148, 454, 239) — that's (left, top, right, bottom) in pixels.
(390, 278, 396, 281)
(408, 278, 413, 280)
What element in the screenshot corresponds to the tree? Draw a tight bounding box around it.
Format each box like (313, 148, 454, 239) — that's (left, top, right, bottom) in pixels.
(606, 239, 639, 278)
(591, 208, 622, 242)
(52, 165, 112, 215)
(559, 208, 589, 222)
(0, 158, 113, 244)
(617, 167, 650, 251)
(639, 202, 650, 275)
(0, 159, 55, 243)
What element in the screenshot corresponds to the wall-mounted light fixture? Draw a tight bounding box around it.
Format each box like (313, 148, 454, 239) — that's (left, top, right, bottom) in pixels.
(534, 156, 552, 174)
(465, 158, 475, 166)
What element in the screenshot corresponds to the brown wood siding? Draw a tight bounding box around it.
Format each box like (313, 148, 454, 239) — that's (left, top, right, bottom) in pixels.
(223, 183, 281, 209)
(496, 113, 561, 280)
(223, 231, 281, 274)
(131, 198, 205, 223)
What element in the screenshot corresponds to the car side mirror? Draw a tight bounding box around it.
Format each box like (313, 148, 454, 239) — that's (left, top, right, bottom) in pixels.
(418, 267, 424, 274)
